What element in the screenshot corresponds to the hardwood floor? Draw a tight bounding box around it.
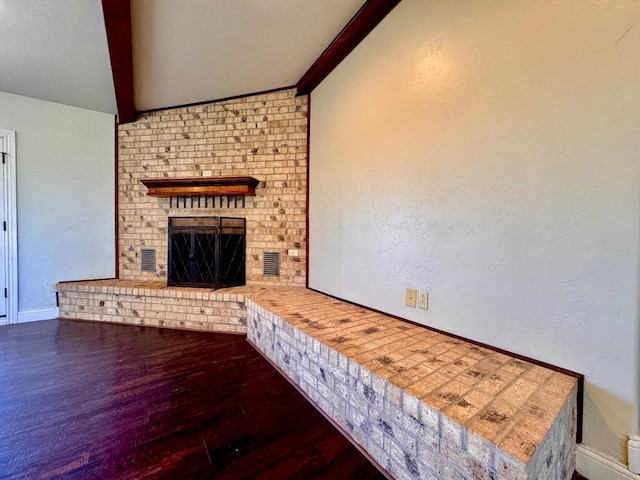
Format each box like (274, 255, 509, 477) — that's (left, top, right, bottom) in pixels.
(0, 320, 385, 479)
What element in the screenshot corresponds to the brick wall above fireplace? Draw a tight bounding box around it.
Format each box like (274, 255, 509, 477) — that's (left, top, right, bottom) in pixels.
(118, 88, 307, 287)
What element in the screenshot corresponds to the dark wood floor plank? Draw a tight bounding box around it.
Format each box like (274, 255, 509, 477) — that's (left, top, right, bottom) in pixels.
(0, 319, 384, 479)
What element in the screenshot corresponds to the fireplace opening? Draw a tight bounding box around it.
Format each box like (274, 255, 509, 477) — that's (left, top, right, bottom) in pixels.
(167, 216, 246, 289)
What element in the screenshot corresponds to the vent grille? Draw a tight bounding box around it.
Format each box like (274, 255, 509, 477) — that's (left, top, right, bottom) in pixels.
(263, 252, 280, 276)
(140, 249, 156, 272)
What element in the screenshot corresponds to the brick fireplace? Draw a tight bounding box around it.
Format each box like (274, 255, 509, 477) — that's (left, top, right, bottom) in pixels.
(118, 88, 307, 287)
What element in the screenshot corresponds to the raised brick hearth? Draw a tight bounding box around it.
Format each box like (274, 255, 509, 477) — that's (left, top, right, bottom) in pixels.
(57, 281, 578, 480)
(57, 280, 267, 334)
(246, 288, 578, 480)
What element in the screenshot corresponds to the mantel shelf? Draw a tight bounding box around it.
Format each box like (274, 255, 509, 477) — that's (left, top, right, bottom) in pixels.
(141, 176, 260, 197)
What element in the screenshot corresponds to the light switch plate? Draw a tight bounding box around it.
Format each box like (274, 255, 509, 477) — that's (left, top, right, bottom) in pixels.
(418, 291, 429, 310)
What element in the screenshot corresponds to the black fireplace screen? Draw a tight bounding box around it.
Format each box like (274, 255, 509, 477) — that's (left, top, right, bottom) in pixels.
(167, 216, 246, 289)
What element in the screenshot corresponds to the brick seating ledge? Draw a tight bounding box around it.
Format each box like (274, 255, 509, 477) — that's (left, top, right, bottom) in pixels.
(57, 281, 579, 480)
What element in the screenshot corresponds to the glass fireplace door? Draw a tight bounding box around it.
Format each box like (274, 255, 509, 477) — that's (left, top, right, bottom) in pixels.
(167, 216, 245, 289)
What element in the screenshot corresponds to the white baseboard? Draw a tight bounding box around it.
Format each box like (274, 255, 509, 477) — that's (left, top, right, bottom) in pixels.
(17, 307, 59, 323)
(577, 444, 639, 480)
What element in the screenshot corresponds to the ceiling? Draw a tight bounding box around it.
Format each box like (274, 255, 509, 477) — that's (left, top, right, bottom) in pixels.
(0, 0, 366, 115)
(0, 0, 116, 113)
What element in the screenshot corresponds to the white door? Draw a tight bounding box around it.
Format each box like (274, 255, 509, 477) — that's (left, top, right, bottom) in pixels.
(0, 130, 17, 325)
(0, 135, 5, 318)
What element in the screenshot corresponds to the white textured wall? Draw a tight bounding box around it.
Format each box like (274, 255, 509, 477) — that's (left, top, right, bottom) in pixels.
(0, 92, 115, 315)
(309, 0, 640, 467)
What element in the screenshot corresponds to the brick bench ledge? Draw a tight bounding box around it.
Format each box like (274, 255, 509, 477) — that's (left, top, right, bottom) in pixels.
(245, 288, 578, 480)
(56, 279, 269, 334)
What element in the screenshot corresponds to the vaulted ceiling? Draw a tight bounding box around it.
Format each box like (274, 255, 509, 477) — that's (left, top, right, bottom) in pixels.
(0, 0, 399, 121)
(0, 0, 116, 113)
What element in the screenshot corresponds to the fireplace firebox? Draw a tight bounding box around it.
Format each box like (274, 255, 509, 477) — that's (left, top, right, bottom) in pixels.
(167, 217, 246, 289)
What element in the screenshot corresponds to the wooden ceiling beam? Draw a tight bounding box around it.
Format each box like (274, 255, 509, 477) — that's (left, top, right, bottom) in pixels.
(102, 0, 136, 123)
(296, 0, 401, 96)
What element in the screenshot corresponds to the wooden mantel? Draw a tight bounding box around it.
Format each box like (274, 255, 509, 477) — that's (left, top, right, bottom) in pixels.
(141, 176, 260, 197)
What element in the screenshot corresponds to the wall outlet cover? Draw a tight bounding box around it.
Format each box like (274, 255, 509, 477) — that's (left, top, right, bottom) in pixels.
(405, 288, 417, 307)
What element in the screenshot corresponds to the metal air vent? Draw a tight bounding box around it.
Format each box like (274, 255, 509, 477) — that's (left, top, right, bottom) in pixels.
(140, 249, 156, 272)
(263, 252, 280, 276)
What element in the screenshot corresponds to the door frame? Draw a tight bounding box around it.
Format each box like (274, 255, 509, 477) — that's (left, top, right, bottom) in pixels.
(0, 130, 18, 325)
